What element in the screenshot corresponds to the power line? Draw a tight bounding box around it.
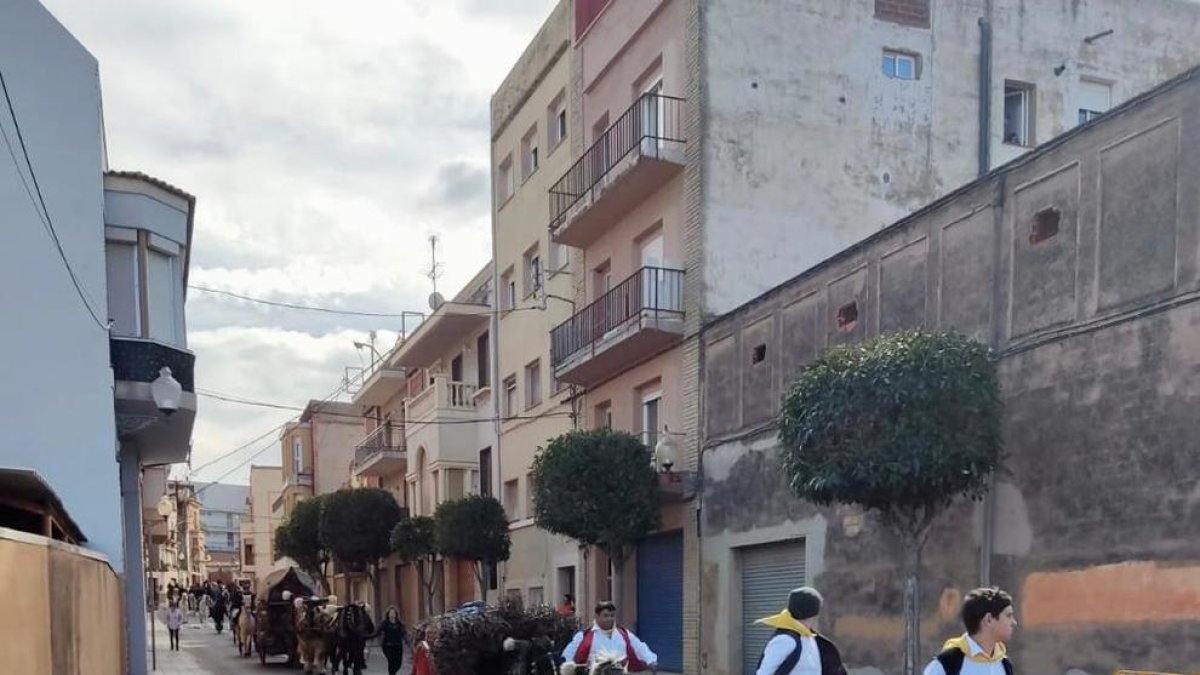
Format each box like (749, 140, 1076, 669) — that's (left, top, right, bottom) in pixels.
(190, 285, 549, 317)
(0, 66, 110, 331)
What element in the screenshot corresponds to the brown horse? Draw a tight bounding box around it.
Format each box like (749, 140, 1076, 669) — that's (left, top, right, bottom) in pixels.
(294, 597, 335, 674)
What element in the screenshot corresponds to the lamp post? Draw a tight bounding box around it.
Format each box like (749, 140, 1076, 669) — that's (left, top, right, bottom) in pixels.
(655, 426, 679, 473)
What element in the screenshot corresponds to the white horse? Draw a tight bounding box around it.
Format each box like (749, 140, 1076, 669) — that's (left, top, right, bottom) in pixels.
(235, 606, 256, 657)
(560, 651, 628, 675)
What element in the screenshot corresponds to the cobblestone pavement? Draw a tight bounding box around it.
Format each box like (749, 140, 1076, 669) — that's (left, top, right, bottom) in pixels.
(147, 615, 409, 674)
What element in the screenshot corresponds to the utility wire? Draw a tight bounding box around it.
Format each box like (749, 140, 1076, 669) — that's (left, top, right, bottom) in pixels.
(190, 284, 549, 317)
(0, 66, 110, 331)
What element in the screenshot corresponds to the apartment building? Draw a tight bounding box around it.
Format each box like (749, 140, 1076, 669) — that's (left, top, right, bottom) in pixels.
(488, 0, 581, 615)
(349, 263, 496, 621)
(240, 465, 283, 591)
(699, 65, 1200, 675)
(274, 400, 360, 520)
(494, 1, 1200, 673)
(195, 482, 249, 582)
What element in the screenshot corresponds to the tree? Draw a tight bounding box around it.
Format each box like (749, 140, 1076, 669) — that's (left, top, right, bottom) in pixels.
(530, 428, 660, 620)
(390, 515, 440, 616)
(778, 330, 1001, 675)
(274, 495, 330, 592)
(434, 495, 511, 601)
(320, 487, 404, 609)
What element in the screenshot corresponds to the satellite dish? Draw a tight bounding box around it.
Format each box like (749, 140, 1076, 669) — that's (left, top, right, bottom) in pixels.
(428, 292, 445, 311)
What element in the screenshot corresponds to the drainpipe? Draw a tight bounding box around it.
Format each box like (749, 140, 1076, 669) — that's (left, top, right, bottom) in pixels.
(977, 16, 993, 177)
(120, 448, 149, 675)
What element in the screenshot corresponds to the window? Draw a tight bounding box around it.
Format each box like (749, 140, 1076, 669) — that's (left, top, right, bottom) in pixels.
(496, 154, 515, 204)
(503, 376, 518, 418)
(1030, 207, 1061, 244)
(752, 344, 767, 364)
(837, 302, 860, 331)
(593, 261, 612, 300)
(528, 586, 545, 607)
(525, 472, 535, 519)
(501, 268, 516, 311)
(1003, 81, 1035, 147)
(548, 241, 569, 273)
(244, 543, 255, 566)
(548, 90, 567, 150)
(594, 401, 613, 429)
(525, 360, 542, 409)
(504, 479, 520, 521)
(488, 562, 499, 590)
(641, 389, 662, 450)
(479, 448, 493, 497)
(882, 50, 918, 80)
(476, 332, 490, 388)
(226, 513, 235, 527)
(104, 240, 140, 337)
(521, 125, 539, 180)
(1078, 78, 1112, 124)
(226, 532, 235, 548)
(146, 247, 183, 344)
(293, 438, 304, 473)
(523, 245, 543, 297)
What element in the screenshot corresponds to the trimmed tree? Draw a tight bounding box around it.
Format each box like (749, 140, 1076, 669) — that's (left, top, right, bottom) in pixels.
(390, 515, 440, 616)
(778, 330, 1001, 675)
(274, 494, 330, 593)
(434, 495, 511, 601)
(319, 487, 404, 608)
(530, 428, 660, 621)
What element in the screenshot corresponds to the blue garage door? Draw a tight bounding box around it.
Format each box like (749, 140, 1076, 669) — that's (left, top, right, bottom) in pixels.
(636, 531, 683, 672)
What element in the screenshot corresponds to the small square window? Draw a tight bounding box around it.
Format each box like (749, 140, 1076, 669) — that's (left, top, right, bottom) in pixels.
(1030, 207, 1061, 245)
(521, 125, 539, 180)
(752, 344, 767, 364)
(882, 50, 919, 80)
(837, 302, 859, 331)
(503, 375, 518, 418)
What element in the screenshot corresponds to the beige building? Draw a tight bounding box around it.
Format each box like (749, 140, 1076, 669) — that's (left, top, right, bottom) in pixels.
(488, 0, 581, 615)
(493, 1, 1200, 673)
(349, 263, 496, 622)
(274, 400, 360, 520)
(240, 465, 283, 592)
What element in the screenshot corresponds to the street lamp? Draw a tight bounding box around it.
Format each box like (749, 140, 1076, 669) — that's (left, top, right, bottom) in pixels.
(151, 367, 182, 416)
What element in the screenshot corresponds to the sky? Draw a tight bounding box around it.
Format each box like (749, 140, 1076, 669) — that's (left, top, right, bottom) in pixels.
(44, 0, 558, 484)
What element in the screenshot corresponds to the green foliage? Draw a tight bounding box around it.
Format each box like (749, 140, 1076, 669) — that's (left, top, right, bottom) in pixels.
(778, 329, 1002, 518)
(434, 495, 511, 565)
(273, 494, 327, 577)
(530, 428, 660, 562)
(427, 600, 579, 675)
(390, 515, 438, 563)
(319, 487, 404, 569)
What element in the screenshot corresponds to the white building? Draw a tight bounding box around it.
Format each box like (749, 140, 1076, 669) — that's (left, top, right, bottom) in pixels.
(196, 482, 249, 578)
(0, 2, 198, 673)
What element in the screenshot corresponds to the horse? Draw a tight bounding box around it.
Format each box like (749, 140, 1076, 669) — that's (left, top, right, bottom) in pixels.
(295, 597, 335, 674)
(330, 603, 375, 675)
(559, 651, 628, 675)
(503, 636, 562, 675)
(235, 605, 256, 657)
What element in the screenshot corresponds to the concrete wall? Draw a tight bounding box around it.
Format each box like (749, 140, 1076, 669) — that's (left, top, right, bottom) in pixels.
(0, 528, 125, 675)
(242, 466, 282, 589)
(698, 67, 1200, 675)
(312, 409, 362, 494)
(0, 0, 123, 567)
(700, 0, 1200, 316)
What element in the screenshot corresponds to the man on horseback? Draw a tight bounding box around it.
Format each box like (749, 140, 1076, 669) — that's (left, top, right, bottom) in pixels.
(561, 601, 658, 674)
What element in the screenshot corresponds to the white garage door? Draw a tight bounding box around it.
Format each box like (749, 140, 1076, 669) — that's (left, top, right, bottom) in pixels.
(740, 540, 806, 675)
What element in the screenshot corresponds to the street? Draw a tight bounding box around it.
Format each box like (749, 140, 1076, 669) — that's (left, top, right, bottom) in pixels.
(147, 617, 410, 675)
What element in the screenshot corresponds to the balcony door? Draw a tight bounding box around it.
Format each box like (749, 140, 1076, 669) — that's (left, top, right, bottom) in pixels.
(450, 354, 464, 405)
(640, 79, 665, 155)
(639, 231, 677, 314)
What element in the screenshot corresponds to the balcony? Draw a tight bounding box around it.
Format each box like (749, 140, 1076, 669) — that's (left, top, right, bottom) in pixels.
(110, 336, 197, 465)
(406, 377, 481, 426)
(549, 93, 685, 248)
(551, 266, 684, 386)
(354, 423, 408, 477)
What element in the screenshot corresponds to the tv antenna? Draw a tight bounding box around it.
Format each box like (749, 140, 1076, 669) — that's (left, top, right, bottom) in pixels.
(426, 234, 445, 311)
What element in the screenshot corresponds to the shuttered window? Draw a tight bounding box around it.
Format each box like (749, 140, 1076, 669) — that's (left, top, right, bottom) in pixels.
(741, 540, 806, 675)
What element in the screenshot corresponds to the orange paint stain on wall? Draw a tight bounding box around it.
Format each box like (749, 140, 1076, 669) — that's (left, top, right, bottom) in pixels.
(1021, 561, 1200, 627)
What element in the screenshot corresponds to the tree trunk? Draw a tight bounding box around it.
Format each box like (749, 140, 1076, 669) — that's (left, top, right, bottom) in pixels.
(417, 560, 435, 617)
(902, 538, 922, 675)
(473, 561, 488, 603)
(370, 562, 382, 617)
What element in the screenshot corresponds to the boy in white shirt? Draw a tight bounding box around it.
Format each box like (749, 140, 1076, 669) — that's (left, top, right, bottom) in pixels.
(754, 587, 847, 675)
(924, 588, 1017, 675)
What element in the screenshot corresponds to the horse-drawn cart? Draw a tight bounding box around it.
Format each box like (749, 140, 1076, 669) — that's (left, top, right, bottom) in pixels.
(254, 566, 315, 667)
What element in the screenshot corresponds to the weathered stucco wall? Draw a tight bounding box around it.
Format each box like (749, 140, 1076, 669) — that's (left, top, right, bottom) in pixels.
(698, 66, 1200, 675)
(700, 0, 1200, 316)
(0, 529, 125, 675)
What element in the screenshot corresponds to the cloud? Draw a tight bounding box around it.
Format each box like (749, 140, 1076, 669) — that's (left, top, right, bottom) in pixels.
(40, 0, 557, 482)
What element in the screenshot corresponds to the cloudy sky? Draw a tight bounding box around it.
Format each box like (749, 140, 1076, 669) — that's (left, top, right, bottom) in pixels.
(44, 0, 557, 484)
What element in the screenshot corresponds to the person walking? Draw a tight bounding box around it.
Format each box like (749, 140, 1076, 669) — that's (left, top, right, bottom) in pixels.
(924, 588, 1017, 675)
(412, 627, 433, 675)
(561, 601, 658, 673)
(210, 585, 228, 634)
(753, 587, 847, 675)
(375, 606, 408, 675)
(165, 602, 186, 651)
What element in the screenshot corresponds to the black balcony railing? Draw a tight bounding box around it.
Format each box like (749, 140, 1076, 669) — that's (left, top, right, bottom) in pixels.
(354, 422, 405, 466)
(548, 93, 685, 232)
(551, 266, 684, 368)
(110, 336, 195, 391)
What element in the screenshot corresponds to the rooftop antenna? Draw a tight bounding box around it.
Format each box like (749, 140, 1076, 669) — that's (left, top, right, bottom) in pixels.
(426, 234, 446, 311)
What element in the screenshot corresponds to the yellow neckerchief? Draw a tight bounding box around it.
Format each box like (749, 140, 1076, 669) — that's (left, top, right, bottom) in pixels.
(754, 609, 816, 637)
(943, 634, 1007, 663)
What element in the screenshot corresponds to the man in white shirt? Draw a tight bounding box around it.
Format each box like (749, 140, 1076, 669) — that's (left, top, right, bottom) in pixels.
(754, 587, 847, 675)
(561, 601, 658, 673)
(923, 587, 1017, 675)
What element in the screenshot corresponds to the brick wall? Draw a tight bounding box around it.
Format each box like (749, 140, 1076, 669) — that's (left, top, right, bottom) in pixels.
(874, 0, 931, 28)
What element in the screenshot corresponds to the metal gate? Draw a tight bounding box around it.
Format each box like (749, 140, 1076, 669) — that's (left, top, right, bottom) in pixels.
(636, 531, 683, 672)
(740, 540, 806, 675)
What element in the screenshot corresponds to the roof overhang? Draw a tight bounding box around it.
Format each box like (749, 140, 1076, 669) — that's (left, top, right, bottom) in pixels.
(387, 302, 490, 368)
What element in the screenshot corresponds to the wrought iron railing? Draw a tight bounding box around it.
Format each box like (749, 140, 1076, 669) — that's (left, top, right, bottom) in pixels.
(550, 266, 684, 368)
(354, 422, 406, 466)
(548, 93, 685, 232)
